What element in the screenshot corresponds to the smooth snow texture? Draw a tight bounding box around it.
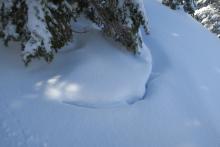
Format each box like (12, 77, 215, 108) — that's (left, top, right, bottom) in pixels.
(1, 0, 220, 146)
(0, 28, 152, 107)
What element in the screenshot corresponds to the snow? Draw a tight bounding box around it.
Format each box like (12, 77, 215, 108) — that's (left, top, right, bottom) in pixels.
(33, 29, 152, 107)
(3, 21, 19, 40)
(1, 0, 220, 146)
(0, 27, 152, 108)
(0, 26, 152, 145)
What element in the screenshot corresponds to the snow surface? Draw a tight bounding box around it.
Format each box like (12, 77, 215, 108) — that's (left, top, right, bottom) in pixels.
(0, 27, 151, 108)
(1, 0, 220, 146)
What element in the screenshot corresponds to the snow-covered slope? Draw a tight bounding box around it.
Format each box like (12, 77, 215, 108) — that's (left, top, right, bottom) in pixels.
(1, 0, 220, 147)
(0, 28, 151, 108)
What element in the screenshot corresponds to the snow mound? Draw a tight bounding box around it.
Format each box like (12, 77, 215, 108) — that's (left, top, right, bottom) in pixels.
(0, 29, 152, 108)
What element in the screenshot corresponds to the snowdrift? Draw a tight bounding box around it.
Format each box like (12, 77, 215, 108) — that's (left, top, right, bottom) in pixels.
(0, 29, 152, 108)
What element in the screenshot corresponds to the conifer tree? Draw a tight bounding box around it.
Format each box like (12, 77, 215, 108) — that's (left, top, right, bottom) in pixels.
(194, 0, 220, 38)
(0, 0, 148, 65)
(162, 0, 195, 14)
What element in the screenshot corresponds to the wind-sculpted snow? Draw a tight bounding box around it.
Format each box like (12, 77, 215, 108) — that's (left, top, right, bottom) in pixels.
(0, 28, 152, 108)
